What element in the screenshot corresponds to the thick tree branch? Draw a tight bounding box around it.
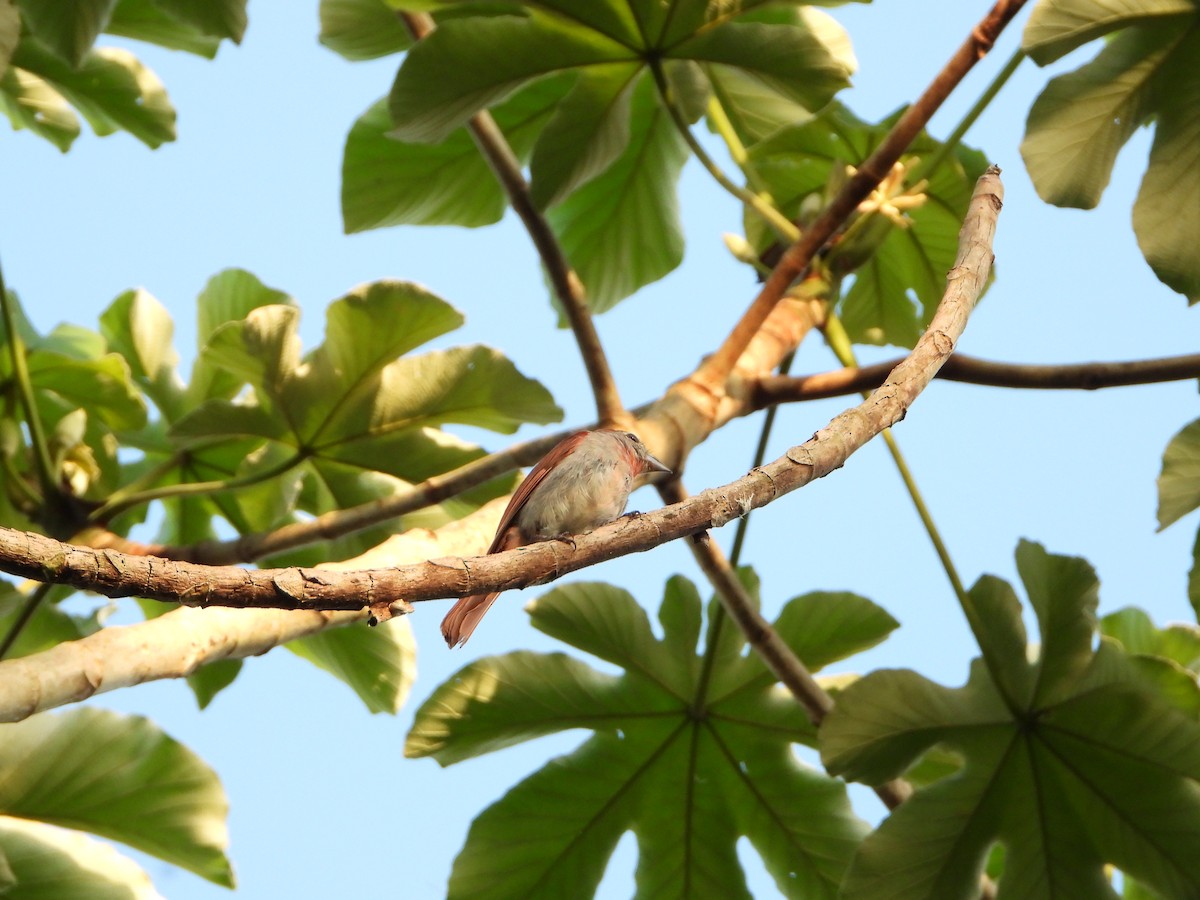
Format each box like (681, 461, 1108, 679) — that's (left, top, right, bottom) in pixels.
(690, 0, 1026, 397)
(400, 12, 625, 428)
(755, 351, 1200, 403)
(0, 505, 500, 722)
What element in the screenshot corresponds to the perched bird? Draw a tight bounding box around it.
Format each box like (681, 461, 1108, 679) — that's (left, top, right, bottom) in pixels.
(441, 429, 670, 647)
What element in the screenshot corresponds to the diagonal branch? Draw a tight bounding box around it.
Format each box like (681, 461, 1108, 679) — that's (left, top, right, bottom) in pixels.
(690, 0, 1027, 397)
(0, 166, 1003, 722)
(400, 11, 625, 427)
(0, 507, 497, 722)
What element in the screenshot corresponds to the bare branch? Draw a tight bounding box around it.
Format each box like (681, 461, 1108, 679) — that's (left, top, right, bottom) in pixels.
(0, 505, 501, 722)
(754, 352, 1200, 404)
(690, 0, 1026, 397)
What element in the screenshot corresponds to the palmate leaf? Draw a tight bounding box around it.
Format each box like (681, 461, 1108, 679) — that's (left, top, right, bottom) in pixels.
(97, 273, 544, 712)
(375, 0, 852, 311)
(175, 280, 561, 471)
(407, 574, 899, 898)
(320, 0, 413, 61)
(749, 102, 989, 347)
(342, 74, 570, 232)
(8, 40, 175, 147)
(1021, 1, 1200, 302)
(0, 291, 146, 506)
(1157, 416, 1200, 531)
(821, 541, 1200, 899)
(13, 0, 117, 69)
(0, 817, 161, 899)
(1, 0, 242, 148)
(0, 707, 233, 886)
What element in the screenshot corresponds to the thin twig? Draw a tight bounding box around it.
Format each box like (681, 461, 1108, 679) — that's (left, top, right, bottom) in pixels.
(691, 0, 1027, 395)
(754, 351, 1200, 404)
(685, 521, 912, 809)
(0, 255, 57, 504)
(117, 430, 571, 564)
(0, 582, 53, 660)
(400, 12, 625, 427)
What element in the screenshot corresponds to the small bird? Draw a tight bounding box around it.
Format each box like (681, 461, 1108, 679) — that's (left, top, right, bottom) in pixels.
(441, 429, 671, 647)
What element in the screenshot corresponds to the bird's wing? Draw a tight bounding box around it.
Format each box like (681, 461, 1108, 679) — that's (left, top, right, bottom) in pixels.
(486, 430, 590, 553)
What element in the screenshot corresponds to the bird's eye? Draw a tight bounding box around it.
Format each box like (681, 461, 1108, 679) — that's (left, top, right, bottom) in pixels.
(624, 431, 640, 443)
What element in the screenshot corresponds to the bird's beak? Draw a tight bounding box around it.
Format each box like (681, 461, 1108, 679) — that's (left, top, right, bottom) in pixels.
(642, 453, 671, 477)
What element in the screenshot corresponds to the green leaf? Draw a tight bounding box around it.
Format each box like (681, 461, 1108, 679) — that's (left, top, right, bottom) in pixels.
(187, 659, 242, 710)
(1021, 8, 1200, 302)
(1132, 27, 1200, 303)
(1021, 23, 1174, 210)
(0, 817, 160, 899)
(319, 0, 412, 60)
(15, 0, 117, 68)
(1191, 529, 1200, 622)
(0, 707, 233, 886)
(27, 349, 147, 432)
(1100, 606, 1200, 714)
(547, 73, 688, 313)
(195, 268, 294, 349)
(821, 540, 1200, 899)
(0, 64, 81, 151)
(288, 619, 417, 714)
(342, 75, 569, 232)
(700, 8, 856, 146)
(11, 41, 175, 147)
(388, 12, 630, 143)
(669, 20, 852, 119)
(167, 275, 556, 559)
(1157, 417, 1200, 530)
(1101, 606, 1200, 673)
(320, 280, 465, 394)
(99, 288, 184, 415)
(0, 0, 20, 71)
(105, 0, 222, 58)
(147, 0, 246, 42)
(528, 62, 640, 209)
(408, 575, 892, 898)
(0, 583, 90, 659)
(1022, 0, 1194, 65)
(310, 342, 561, 450)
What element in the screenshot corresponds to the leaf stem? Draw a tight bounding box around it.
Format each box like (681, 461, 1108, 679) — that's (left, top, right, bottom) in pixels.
(89, 450, 306, 523)
(0, 255, 58, 502)
(648, 61, 798, 244)
(691, 350, 796, 712)
(0, 582, 53, 660)
(822, 312, 968, 606)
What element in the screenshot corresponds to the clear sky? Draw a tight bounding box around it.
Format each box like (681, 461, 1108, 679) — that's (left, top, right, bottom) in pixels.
(3, 2, 1198, 898)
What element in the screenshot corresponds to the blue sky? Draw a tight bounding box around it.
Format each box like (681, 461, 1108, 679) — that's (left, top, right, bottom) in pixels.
(3, 2, 1199, 897)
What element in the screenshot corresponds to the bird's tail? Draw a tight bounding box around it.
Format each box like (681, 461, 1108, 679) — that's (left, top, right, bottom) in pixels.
(441, 593, 501, 648)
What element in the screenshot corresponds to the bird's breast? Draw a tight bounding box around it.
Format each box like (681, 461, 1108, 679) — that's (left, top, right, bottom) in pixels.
(516, 454, 634, 539)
